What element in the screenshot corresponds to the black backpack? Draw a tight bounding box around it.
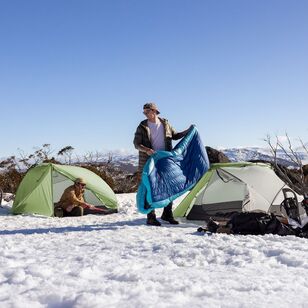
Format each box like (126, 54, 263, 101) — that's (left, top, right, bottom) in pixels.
(280, 188, 301, 223)
(228, 212, 296, 236)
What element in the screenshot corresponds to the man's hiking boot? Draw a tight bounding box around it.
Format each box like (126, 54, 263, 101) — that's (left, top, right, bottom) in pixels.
(161, 205, 179, 225)
(147, 211, 161, 226)
(161, 213, 179, 224)
(147, 217, 162, 226)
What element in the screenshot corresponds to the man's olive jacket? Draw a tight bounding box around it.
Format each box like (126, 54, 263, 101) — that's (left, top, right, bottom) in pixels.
(133, 117, 186, 172)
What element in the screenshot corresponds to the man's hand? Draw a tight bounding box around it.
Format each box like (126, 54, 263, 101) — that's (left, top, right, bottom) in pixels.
(184, 124, 195, 136)
(146, 149, 155, 156)
(82, 203, 95, 209)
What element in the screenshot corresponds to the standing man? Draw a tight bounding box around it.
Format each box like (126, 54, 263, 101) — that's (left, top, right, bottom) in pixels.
(133, 102, 190, 226)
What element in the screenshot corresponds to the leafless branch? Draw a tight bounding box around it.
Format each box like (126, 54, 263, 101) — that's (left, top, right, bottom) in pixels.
(300, 139, 308, 156)
(265, 134, 307, 196)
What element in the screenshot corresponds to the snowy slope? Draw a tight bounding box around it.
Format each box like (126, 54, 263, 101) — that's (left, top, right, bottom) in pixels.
(222, 147, 308, 166)
(1, 194, 308, 307)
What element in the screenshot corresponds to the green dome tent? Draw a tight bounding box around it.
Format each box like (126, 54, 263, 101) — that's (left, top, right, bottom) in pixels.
(12, 163, 117, 216)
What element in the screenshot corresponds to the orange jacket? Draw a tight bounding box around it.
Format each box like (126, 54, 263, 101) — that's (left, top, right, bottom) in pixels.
(57, 185, 85, 210)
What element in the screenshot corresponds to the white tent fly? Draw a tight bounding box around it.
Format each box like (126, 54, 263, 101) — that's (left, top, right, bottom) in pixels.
(173, 162, 305, 221)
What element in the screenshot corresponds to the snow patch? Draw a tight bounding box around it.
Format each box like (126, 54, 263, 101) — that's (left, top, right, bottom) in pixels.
(1, 193, 308, 307)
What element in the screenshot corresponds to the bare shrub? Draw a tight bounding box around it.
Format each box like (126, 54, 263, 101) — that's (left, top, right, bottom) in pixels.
(0, 145, 137, 194)
(265, 134, 308, 197)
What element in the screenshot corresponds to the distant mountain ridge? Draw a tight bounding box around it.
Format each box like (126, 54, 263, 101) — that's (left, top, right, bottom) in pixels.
(222, 147, 308, 167)
(2, 147, 307, 174)
(107, 147, 308, 173)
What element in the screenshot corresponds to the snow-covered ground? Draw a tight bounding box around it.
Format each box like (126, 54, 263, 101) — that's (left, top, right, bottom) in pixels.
(1, 194, 308, 308)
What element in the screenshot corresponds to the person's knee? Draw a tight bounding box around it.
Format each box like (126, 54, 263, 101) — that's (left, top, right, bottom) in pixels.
(71, 206, 84, 216)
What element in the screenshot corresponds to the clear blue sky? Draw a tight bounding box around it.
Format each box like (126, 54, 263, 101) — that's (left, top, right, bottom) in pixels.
(1, 0, 308, 157)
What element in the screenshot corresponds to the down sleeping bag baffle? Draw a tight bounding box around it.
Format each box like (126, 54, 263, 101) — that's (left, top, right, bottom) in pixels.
(137, 125, 209, 214)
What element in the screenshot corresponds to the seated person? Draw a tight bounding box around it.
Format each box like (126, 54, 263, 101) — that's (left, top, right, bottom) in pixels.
(55, 177, 95, 217)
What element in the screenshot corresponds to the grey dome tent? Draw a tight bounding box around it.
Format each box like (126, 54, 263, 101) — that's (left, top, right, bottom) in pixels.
(173, 162, 304, 221)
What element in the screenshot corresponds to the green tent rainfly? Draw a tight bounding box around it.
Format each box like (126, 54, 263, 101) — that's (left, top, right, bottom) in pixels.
(12, 163, 117, 216)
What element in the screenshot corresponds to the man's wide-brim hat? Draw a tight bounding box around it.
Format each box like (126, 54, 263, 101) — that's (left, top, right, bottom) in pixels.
(74, 177, 86, 185)
(143, 102, 160, 114)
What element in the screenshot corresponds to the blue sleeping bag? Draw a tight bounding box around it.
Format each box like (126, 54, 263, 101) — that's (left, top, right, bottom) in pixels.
(137, 125, 209, 214)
